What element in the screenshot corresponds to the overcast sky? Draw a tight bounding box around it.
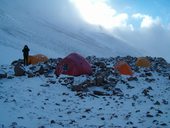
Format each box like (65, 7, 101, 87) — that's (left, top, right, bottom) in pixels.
(70, 0, 170, 61)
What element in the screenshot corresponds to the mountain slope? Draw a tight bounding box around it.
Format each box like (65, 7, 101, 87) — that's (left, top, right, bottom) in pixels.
(0, 0, 140, 65)
(0, 56, 169, 128)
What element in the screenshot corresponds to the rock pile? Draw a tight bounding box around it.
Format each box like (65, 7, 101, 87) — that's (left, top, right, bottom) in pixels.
(1, 56, 170, 97)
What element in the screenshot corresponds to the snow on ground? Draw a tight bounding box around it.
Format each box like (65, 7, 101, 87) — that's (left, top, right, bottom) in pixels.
(0, 57, 170, 128)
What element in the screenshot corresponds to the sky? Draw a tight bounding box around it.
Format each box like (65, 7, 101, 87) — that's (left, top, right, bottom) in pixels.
(70, 0, 170, 62)
(71, 0, 170, 29)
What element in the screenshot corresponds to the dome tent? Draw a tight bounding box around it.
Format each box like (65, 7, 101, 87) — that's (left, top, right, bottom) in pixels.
(136, 57, 151, 67)
(114, 61, 133, 76)
(28, 54, 48, 65)
(55, 53, 92, 76)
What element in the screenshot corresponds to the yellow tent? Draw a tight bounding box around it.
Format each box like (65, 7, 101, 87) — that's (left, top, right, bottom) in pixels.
(28, 54, 48, 65)
(136, 57, 151, 67)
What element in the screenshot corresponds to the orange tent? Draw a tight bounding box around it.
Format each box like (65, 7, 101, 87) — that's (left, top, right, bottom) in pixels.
(28, 54, 48, 65)
(114, 61, 133, 76)
(136, 57, 151, 67)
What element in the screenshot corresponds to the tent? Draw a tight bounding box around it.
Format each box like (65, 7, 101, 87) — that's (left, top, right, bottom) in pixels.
(136, 57, 151, 67)
(28, 54, 48, 65)
(55, 53, 92, 76)
(114, 61, 133, 76)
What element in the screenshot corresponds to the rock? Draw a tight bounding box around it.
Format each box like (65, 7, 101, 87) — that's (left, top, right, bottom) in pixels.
(37, 66, 44, 75)
(142, 89, 149, 96)
(50, 120, 55, 124)
(147, 86, 153, 90)
(69, 120, 76, 124)
(38, 126, 45, 128)
(14, 64, 25, 76)
(82, 115, 86, 118)
(58, 77, 74, 85)
(95, 74, 105, 86)
(127, 77, 138, 81)
(17, 117, 24, 119)
(132, 95, 138, 101)
(157, 110, 163, 114)
(84, 108, 91, 113)
(11, 59, 23, 66)
(71, 85, 84, 92)
(108, 78, 118, 85)
(145, 78, 155, 83)
(101, 117, 105, 120)
(112, 88, 123, 96)
(93, 91, 109, 96)
(162, 99, 168, 105)
(44, 72, 54, 78)
(29, 66, 37, 70)
(146, 112, 153, 117)
(10, 122, 18, 127)
(139, 73, 146, 77)
(103, 85, 114, 91)
(27, 72, 35, 78)
(127, 85, 134, 89)
(40, 84, 50, 87)
(7, 76, 14, 79)
(47, 80, 56, 84)
(0, 70, 7, 79)
(160, 123, 167, 126)
(127, 121, 133, 125)
(79, 80, 94, 88)
(94, 61, 106, 68)
(145, 72, 152, 76)
(154, 101, 160, 105)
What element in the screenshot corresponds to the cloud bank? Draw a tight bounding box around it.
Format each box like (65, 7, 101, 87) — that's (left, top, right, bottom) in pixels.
(70, 0, 170, 61)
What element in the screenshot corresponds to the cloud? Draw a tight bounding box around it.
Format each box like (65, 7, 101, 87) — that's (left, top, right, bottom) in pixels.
(71, 0, 131, 29)
(70, 0, 170, 61)
(113, 15, 170, 62)
(132, 13, 161, 28)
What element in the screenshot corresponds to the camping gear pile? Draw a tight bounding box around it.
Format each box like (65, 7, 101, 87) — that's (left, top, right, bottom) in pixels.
(0, 53, 170, 96)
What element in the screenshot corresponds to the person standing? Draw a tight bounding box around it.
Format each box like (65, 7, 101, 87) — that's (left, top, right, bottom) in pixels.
(22, 45, 30, 66)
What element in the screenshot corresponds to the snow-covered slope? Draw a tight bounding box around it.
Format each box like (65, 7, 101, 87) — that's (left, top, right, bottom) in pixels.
(0, 0, 140, 65)
(0, 56, 169, 128)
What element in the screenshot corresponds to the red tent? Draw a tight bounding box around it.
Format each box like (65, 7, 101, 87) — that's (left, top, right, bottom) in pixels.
(55, 53, 92, 76)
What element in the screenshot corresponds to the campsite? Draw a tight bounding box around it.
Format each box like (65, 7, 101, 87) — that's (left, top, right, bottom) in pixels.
(0, 0, 170, 127)
(0, 53, 170, 128)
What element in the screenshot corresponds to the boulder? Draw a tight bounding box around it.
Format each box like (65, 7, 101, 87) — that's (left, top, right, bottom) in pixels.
(14, 64, 25, 76)
(11, 59, 23, 66)
(0, 70, 7, 79)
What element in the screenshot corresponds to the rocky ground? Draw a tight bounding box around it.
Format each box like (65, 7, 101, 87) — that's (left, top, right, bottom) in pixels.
(0, 56, 170, 128)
